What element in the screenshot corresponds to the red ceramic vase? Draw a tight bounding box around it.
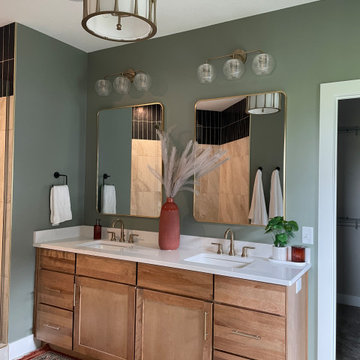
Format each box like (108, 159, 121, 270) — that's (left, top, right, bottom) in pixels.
(158, 197, 180, 250)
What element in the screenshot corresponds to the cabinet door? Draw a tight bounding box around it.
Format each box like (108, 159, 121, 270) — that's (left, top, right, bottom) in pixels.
(135, 289, 212, 360)
(74, 276, 135, 360)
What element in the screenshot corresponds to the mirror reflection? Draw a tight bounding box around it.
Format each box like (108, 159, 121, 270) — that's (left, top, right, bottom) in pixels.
(97, 103, 163, 218)
(193, 92, 285, 225)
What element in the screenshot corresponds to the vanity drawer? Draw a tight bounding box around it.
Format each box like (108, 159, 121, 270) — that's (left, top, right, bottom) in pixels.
(76, 254, 136, 285)
(137, 263, 213, 300)
(213, 350, 248, 360)
(36, 304, 73, 350)
(214, 304, 285, 360)
(39, 249, 75, 274)
(38, 269, 74, 310)
(214, 275, 285, 316)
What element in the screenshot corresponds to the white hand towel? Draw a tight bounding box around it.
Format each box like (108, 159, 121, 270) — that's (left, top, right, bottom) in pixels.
(102, 184, 116, 214)
(269, 169, 283, 219)
(50, 185, 72, 226)
(248, 169, 268, 226)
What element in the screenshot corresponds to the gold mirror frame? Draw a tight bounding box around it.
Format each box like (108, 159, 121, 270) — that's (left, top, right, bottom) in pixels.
(193, 91, 287, 226)
(96, 102, 164, 218)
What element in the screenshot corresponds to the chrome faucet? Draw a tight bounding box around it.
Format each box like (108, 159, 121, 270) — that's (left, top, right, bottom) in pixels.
(111, 218, 125, 242)
(224, 228, 235, 256)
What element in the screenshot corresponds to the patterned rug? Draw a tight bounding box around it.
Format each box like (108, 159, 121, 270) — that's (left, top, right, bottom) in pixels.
(19, 345, 78, 360)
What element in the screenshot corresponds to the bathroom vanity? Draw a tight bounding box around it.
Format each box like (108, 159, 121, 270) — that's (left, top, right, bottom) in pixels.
(32, 226, 309, 360)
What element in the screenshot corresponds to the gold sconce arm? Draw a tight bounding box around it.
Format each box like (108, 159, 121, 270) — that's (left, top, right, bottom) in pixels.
(104, 68, 138, 82)
(206, 48, 264, 64)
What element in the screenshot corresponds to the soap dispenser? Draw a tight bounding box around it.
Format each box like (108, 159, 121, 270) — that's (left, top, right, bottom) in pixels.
(94, 219, 102, 240)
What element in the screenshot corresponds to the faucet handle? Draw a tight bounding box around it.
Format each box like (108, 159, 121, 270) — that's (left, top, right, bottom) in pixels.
(128, 233, 139, 244)
(211, 242, 223, 255)
(241, 246, 255, 258)
(107, 231, 116, 241)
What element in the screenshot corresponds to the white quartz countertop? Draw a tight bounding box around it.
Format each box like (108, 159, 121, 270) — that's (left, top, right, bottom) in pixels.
(33, 226, 311, 287)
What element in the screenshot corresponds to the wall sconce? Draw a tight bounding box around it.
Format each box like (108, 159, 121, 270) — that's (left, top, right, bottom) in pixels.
(95, 68, 151, 96)
(197, 49, 275, 84)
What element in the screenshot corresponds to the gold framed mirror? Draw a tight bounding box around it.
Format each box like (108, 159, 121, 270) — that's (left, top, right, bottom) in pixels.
(96, 102, 164, 218)
(193, 91, 286, 225)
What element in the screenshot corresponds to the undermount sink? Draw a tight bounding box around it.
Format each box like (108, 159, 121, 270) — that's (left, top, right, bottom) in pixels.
(184, 253, 253, 269)
(78, 240, 156, 257)
(78, 240, 134, 251)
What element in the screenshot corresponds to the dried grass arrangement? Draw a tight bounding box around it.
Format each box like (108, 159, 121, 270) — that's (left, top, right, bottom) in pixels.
(149, 130, 228, 198)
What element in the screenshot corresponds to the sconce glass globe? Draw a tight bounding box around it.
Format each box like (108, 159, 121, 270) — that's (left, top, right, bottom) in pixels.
(223, 58, 245, 80)
(252, 53, 275, 75)
(95, 79, 112, 96)
(113, 75, 131, 94)
(134, 72, 152, 92)
(197, 63, 215, 84)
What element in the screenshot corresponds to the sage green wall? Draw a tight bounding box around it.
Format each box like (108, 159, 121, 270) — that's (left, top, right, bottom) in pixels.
(9, 24, 87, 342)
(84, 1, 360, 357)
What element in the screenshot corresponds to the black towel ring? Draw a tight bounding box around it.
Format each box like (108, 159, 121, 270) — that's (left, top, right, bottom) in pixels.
(54, 172, 68, 185)
(103, 173, 110, 186)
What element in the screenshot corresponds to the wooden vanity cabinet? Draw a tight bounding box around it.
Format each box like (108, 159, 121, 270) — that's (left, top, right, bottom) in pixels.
(34, 250, 308, 360)
(214, 274, 308, 360)
(73, 255, 136, 360)
(34, 249, 75, 350)
(136, 264, 213, 360)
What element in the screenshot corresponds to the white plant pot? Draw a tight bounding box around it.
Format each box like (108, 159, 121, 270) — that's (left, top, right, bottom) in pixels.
(272, 246, 288, 261)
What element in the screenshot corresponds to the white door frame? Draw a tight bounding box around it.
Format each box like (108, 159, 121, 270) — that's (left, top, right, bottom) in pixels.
(318, 79, 360, 359)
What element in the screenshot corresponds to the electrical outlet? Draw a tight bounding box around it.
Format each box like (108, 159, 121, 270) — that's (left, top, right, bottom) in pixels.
(302, 226, 314, 244)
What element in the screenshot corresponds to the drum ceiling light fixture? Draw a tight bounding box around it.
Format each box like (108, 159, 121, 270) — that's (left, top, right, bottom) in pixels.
(82, 0, 157, 42)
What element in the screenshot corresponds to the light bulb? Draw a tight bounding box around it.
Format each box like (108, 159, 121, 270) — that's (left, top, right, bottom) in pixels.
(223, 58, 245, 80)
(95, 79, 112, 96)
(252, 53, 275, 75)
(197, 63, 215, 84)
(113, 75, 131, 94)
(134, 72, 151, 92)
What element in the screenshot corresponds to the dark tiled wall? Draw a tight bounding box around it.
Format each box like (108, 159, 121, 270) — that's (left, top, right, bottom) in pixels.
(196, 98, 250, 145)
(132, 104, 162, 140)
(0, 23, 15, 97)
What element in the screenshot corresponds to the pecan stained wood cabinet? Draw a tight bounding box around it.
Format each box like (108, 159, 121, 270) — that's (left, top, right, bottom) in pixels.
(135, 289, 212, 360)
(34, 250, 308, 360)
(73, 255, 136, 360)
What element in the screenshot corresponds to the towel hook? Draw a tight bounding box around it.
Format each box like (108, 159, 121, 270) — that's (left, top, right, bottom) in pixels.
(275, 167, 280, 171)
(103, 173, 110, 186)
(258, 166, 263, 171)
(54, 172, 68, 185)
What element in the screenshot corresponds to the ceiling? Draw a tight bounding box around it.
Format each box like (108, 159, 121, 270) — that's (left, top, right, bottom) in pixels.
(196, 96, 246, 112)
(0, 0, 319, 53)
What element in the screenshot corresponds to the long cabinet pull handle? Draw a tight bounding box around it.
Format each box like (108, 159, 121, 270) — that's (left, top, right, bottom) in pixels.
(73, 283, 76, 307)
(44, 287, 61, 294)
(231, 329, 261, 340)
(204, 312, 208, 341)
(44, 324, 60, 331)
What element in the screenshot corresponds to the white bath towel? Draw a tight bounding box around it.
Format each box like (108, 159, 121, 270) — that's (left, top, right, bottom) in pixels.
(269, 169, 283, 219)
(248, 169, 268, 226)
(102, 184, 116, 214)
(50, 185, 72, 226)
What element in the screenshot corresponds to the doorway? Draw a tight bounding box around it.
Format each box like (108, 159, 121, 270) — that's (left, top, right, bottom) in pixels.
(336, 98, 360, 358)
(318, 79, 360, 360)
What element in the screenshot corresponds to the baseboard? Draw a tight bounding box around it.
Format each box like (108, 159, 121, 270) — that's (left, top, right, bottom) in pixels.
(337, 293, 360, 307)
(0, 345, 9, 360)
(8, 335, 40, 360)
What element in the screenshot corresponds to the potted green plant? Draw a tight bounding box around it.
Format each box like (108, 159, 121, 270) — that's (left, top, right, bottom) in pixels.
(265, 216, 299, 261)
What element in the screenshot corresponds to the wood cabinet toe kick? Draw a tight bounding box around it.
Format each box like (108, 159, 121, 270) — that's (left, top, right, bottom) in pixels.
(34, 248, 308, 360)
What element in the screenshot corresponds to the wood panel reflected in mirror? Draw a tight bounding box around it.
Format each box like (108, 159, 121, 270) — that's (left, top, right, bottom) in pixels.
(193, 92, 286, 225)
(97, 103, 163, 218)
